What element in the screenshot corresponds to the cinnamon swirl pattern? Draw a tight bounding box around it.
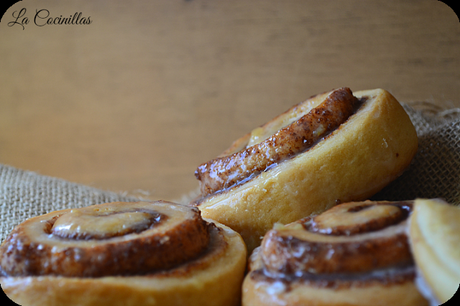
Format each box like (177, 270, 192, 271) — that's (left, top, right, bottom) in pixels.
(0, 201, 247, 306)
(195, 87, 360, 197)
(194, 88, 418, 254)
(242, 201, 429, 306)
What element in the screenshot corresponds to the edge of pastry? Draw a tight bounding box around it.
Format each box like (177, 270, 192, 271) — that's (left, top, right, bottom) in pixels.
(242, 200, 430, 306)
(0, 201, 247, 306)
(193, 88, 418, 253)
(408, 198, 460, 305)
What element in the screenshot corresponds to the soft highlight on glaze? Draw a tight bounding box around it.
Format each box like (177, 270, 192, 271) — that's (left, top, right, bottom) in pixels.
(242, 200, 429, 306)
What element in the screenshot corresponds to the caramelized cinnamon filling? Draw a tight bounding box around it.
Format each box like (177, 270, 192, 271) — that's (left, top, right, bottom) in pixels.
(0, 201, 212, 278)
(50, 208, 164, 240)
(254, 201, 415, 286)
(251, 265, 416, 289)
(307, 201, 412, 236)
(195, 88, 364, 197)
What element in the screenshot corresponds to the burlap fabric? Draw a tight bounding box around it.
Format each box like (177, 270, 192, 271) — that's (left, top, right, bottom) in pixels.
(372, 102, 460, 204)
(1, 102, 459, 243)
(0, 166, 139, 243)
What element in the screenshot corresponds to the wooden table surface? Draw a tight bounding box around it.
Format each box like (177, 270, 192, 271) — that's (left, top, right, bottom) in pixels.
(1, 0, 459, 202)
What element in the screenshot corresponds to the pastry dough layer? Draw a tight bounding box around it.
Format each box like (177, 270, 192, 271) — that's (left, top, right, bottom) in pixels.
(0, 202, 247, 306)
(195, 88, 418, 253)
(243, 274, 426, 306)
(243, 201, 428, 306)
(409, 198, 460, 305)
(0, 201, 210, 277)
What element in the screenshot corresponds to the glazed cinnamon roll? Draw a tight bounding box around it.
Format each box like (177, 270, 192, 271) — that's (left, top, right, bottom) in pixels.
(408, 198, 460, 306)
(0, 201, 247, 306)
(194, 88, 418, 253)
(243, 201, 429, 306)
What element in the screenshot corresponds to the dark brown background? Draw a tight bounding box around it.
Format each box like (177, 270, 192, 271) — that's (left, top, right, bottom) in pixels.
(1, 0, 459, 201)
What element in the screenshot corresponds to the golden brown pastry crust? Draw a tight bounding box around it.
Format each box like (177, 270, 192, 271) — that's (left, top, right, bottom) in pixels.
(242, 201, 429, 306)
(195, 87, 360, 196)
(194, 88, 418, 253)
(0, 201, 210, 277)
(408, 198, 460, 305)
(0, 201, 247, 306)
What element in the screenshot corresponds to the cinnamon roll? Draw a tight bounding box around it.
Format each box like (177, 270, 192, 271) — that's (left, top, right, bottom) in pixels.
(0, 201, 247, 306)
(242, 200, 429, 306)
(194, 88, 418, 253)
(408, 198, 460, 305)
